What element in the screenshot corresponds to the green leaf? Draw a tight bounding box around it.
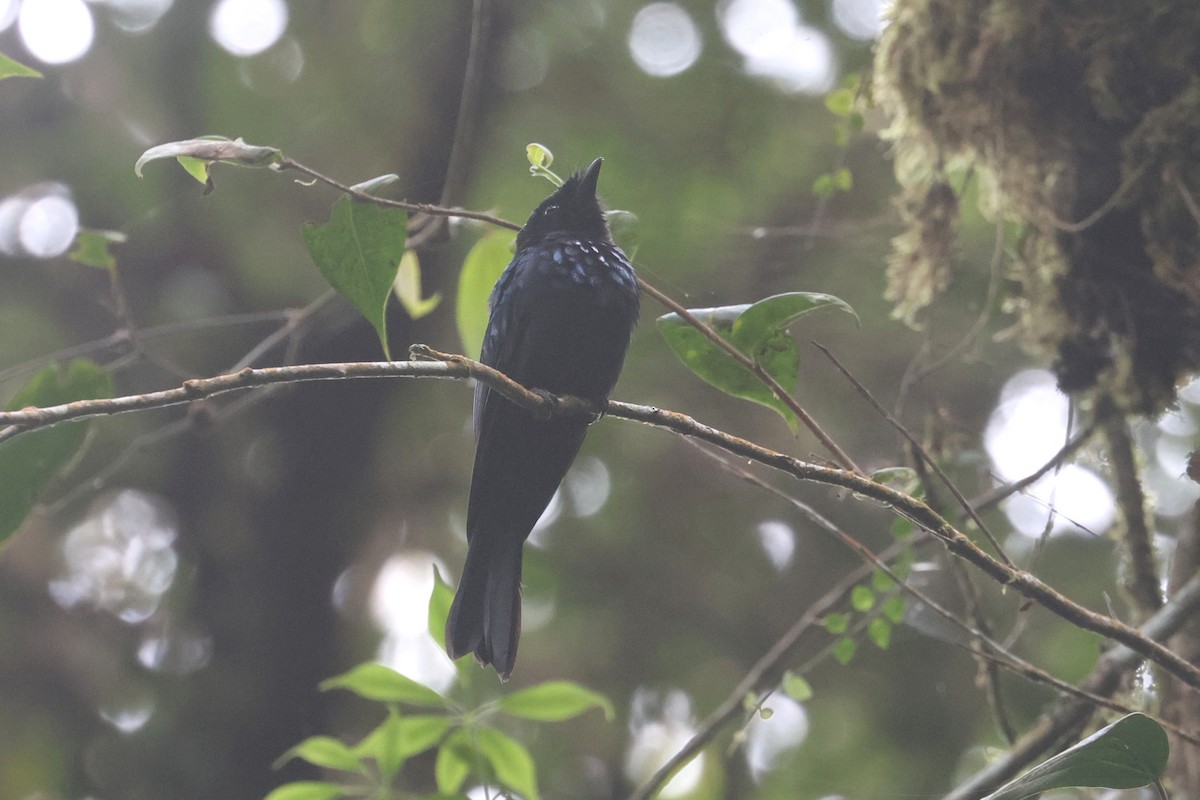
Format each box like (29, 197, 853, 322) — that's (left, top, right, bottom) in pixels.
(833, 167, 853, 191)
(434, 729, 473, 794)
(781, 671, 813, 702)
(605, 209, 640, 260)
(823, 613, 849, 634)
(883, 595, 906, 623)
(525, 143, 563, 186)
(867, 618, 892, 650)
(274, 736, 363, 773)
(730, 292, 858, 353)
(176, 156, 211, 186)
(68, 229, 126, 271)
(497, 680, 615, 722)
(657, 304, 797, 430)
(759, 707, 774, 720)
(812, 173, 835, 199)
(302, 196, 407, 359)
(850, 586, 875, 612)
(526, 143, 553, 169)
(456, 231, 514, 360)
(354, 712, 451, 779)
(428, 567, 455, 651)
(320, 663, 446, 708)
(657, 292, 856, 431)
(394, 250, 442, 320)
(824, 87, 855, 116)
(134, 136, 282, 180)
(262, 781, 345, 800)
(0, 360, 114, 546)
(891, 517, 916, 538)
(0, 52, 42, 79)
(870, 466, 917, 489)
(353, 709, 406, 780)
(476, 727, 540, 800)
(983, 714, 1169, 800)
(833, 638, 857, 665)
(395, 715, 452, 757)
(871, 570, 897, 592)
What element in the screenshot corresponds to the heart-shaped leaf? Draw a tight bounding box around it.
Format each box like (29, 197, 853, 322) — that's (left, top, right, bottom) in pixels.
(303, 197, 407, 359)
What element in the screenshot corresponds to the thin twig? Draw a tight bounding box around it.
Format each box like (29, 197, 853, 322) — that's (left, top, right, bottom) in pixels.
(1168, 168, 1200, 226)
(814, 341, 1014, 567)
(274, 157, 521, 232)
(971, 421, 1100, 511)
(229, 290, 337, 371)
(911, 211, 1006, 382)
(1045, 166, 1145, 233)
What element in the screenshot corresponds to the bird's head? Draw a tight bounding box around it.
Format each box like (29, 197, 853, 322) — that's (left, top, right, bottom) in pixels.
(517, 157, 611, 248)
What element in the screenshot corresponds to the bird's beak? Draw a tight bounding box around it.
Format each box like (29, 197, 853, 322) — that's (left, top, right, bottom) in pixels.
(581, 157, 603, 198)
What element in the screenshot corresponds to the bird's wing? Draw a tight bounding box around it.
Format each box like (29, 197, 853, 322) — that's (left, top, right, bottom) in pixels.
(473, 257, 530, 440)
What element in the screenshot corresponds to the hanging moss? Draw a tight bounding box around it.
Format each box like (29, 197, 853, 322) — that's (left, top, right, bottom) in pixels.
(874, 0, 1200, 413)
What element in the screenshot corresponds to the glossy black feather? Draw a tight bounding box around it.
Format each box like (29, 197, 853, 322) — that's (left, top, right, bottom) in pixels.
(445, 159, 639, 678)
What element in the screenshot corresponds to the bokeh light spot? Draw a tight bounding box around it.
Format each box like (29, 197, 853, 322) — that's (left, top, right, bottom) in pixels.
(719, 0, 797, 55)
(625, 689, 704, 798)
(370, 551, 457, 694)
(745, 695, 808, 781)
(0, 0, 18, 33)
(984, 369, 1071, 481)
(19, 194, 80, 258)
(1001, 467, 1114, 538)
(757, 519, 795, 571)
(717, 0, 835, 93)
(564, 456, 612, 518)
(209, 0, 288, 57)
(18, 0, 94, 64)
(49, 490, 180, 624)
(106, 0, 175, 34)
(628, 2, 702, 78)
(832, 0, 889, 41)
(985, 370, 1114, 538)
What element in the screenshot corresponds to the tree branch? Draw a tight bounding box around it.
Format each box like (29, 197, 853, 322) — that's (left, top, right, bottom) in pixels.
(4, 351, 1200, 689)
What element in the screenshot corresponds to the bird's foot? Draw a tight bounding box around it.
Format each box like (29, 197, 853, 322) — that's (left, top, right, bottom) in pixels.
(530, 388, 559, 420)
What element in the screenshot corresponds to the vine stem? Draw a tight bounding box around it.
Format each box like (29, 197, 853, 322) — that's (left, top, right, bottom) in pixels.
(4, 350, 1200, 691)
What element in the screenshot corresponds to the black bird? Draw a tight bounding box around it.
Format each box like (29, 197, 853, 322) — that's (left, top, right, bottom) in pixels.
(445, 158, 639, 679)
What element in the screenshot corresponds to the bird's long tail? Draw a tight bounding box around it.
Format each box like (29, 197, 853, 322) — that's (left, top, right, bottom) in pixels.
(445, 541, 523, 680)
